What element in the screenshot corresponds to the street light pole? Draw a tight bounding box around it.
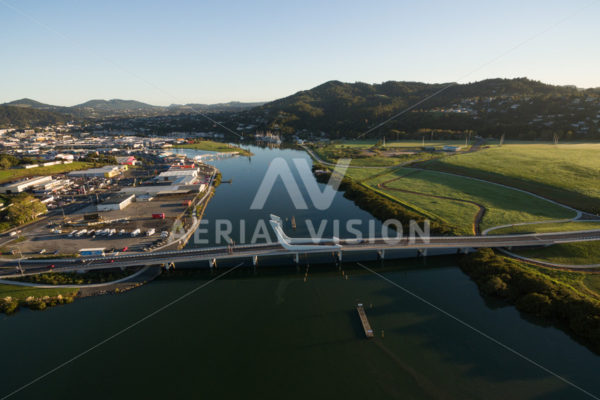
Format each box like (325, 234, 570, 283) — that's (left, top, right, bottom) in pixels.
(16, 247, 24, 275)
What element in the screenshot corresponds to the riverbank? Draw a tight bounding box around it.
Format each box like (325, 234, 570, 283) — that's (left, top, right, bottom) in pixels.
(173, 140, 253, 156)
(460, 248, 600, 353)
(0, 266, 162, 314)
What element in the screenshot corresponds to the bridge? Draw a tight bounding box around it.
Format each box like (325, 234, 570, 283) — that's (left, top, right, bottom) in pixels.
(2, 214, 600, 278)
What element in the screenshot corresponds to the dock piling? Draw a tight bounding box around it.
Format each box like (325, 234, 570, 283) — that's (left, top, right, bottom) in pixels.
(356, 303, 374, 338)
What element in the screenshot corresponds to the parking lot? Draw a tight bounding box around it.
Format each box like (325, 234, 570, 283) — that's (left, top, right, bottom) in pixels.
(10, 192, 197, 255)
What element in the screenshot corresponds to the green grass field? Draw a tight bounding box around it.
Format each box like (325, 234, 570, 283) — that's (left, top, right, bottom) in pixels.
(422, 143, 600, 212)
(513, 241, 600, 266)
(490, 221, 600, 235)
(314, 146, 439, 168)
(315, 146, 577, 235)
(323, 139, 469, 149)
(517, 261, 600, 300)
(0, 284, 77, 300)
(173, 140, 252, 155)
(343, 167, 389, 182)
(361, 168, 574, 234)
(0, 162, 94, 184)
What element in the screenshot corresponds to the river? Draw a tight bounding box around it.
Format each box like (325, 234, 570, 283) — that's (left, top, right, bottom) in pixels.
(1, 145, 599, 399)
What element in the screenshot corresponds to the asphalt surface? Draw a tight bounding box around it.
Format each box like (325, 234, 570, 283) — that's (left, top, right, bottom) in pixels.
(2, 229, 600, 278)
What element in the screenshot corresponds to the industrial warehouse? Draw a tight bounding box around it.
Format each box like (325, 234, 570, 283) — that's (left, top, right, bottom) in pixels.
(1, 152, 218, 256)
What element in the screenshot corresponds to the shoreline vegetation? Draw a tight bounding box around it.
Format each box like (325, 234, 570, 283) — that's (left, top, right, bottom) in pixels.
(173, 139, 253, 156)
(0, 268, 141, 314)
(460, 249, 600, 353)
(1, 286, 77, 314)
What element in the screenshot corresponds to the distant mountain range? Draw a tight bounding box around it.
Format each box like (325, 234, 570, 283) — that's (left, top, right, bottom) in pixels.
(3, 78, 600, 141)
(0, 104, 69, 127)
(0, 98, 266, 126)
(241, 78, 600, 139)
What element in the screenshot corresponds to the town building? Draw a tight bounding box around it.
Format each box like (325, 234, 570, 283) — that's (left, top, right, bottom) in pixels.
(96, 193, 135, 211)
(0, 176, 53, 194)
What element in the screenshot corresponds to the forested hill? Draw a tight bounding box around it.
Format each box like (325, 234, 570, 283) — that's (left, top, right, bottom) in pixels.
(0, 105, 68, 128)
(250, 78, 600, 140)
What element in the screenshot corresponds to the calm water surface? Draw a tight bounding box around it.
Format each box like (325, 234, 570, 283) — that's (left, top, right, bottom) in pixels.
(1, 145, 599, 399)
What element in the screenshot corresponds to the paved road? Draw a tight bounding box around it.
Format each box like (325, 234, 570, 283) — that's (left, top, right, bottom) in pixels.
(2, 229, 600, 278)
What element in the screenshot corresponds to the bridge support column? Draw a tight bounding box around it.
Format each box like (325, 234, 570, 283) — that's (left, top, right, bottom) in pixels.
(165, 262, 175, 270)
(377, 249, 385, 260)
(417, 249, 427, 257)
(337, 251, 342, 263)
(252, 255, 258, 267)
(209, 258, 217, 269)
(294, 253, 300, 265)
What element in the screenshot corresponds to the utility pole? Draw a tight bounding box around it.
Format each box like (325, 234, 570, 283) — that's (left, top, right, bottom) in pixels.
(16, 247, 24, 275)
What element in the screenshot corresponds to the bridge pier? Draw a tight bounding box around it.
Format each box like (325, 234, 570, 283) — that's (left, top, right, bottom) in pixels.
(252, 255, 258, 267)
(417, 249, 427, 257)
(377, 249, 385, 260)
(294, 253, 300, 265)
(457, 248, 470, 255)
(209, 258, 217, 269)
(335, 250, 342, 263)
(164, 262, 175, 270)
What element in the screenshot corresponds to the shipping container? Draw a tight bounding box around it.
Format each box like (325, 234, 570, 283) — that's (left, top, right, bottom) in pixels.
(79, 248, 106, 257)
(84, 213, 100, 221)
(152, 213, 166, 219)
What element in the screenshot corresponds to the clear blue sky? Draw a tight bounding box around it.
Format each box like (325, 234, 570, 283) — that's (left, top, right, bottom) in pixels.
(1, 0, 599, 106)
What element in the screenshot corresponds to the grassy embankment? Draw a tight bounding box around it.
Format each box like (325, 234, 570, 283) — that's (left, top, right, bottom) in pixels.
(326, 142, 599, 262)
(173, 140, 253, 156)
(0, 284, 77, 314)
(311, 140, 462, 167)
(490, 221, 600, 235)
(361, 168, 573, 235)
(0, 268, 141, 314)
(510, 242, 600, 266)
(315, 141, 577, 235)
(421, 143, 600, 213)
(0, 161, 94, 184)
(490, 222, 600, 266)
(418, 143, 600, 264)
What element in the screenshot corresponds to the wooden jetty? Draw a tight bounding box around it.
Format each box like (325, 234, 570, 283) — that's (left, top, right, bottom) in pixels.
(356, 303, 374, 338)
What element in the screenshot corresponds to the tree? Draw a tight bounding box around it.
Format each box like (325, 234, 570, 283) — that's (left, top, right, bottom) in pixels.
(6, 194, 47, 225)
(0, 154, 19, 169)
